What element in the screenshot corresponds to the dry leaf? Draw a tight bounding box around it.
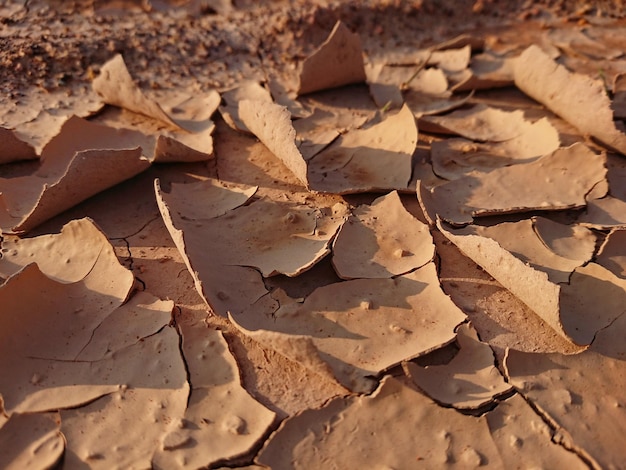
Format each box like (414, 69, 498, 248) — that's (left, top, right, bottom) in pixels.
(439, 220, 625, 345)
(430, 117, 560, 180)
(332, 191, 434, 279)
(514, 45, 626, 155)
(152, 324, 276, 468)
(486, 394, 588, 469)
(297, 20, 366, 96)
(238, 99, 309, 187)
(420, 143, 607, 226)
(308, 104, 417, 194)
(0, 412, 64, 470)
(0, 116, 150, 234)
(231, 262, 466, 393)
(405, 323, 512, 409)
(257, 376, 503, 468)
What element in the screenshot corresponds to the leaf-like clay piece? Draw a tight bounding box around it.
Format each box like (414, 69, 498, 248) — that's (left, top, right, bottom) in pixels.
(257, 376, 503, 468)
(332, 191, 434, 279)
(93, 54, 179, 128)
(152, 324, 276, 468)
(157, 177, 346, 278)
(297, 20, 366, 96)
(238, 99, 309, 187)
(92, 55, 219, 162)
(420, 104, 541, 142)
(0, 117, 150, 234)
(155, 179, 275, 317)
(578, 153, 626, 229)
(596, 229, 626, 278)
(232, 262, 466, 393)
(0, 412, 64, 470)
(505, 324, 626, 470)
(452, 52, 516, 91)
(220, 81, 273, 133)
(308, 104, 416, 194)
(0, 266, 179, 415)
(0, 218, 108, 283)
(431, 117, 560, 180)
(0, 128, 37, 164)
(514, 45, 626, 155)
(60, 327, 188, 470)
(439, 221, 625, 345)
(421, 143, 607, 226)
(405, 323, 512, 409)
(486, 394, 588, 469)
(164, 178, 258, 221)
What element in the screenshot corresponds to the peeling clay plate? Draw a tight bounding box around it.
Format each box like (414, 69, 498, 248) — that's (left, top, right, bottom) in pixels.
(1, 6, 625, 469)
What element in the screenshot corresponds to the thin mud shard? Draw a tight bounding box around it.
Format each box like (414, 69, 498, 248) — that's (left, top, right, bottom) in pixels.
(578, 153, 626, 229)
(297, 20, 366, 96)
(0, 117, 150, 234)
(155, 176, 346, 312)
(93, 54, 219, 162)
(514, 44, 626, 156)
(331, 191, 434, 279)
(307, 104, 417, 194)
(230, 262, 466, 393)
(425, 104, 560, 180)
(404, 323, 512, 409)
(150, 324, 276, 469)
(504, 311, 626, 470)
(419, 143, 607, 226)
(0, 412, 64, 470)
(238, 99, 309, 188)
(439, 217, 625, 345)
(257, 376, 504, 468)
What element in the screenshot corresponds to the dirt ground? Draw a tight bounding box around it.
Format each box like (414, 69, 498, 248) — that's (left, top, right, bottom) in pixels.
(1, 0, 626, 468)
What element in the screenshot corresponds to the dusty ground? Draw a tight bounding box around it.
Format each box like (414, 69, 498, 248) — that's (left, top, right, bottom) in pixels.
(1, 0, 626, 468)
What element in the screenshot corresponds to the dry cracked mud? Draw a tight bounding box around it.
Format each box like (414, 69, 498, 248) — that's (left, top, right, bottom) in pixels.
(1, 0, 626, 468)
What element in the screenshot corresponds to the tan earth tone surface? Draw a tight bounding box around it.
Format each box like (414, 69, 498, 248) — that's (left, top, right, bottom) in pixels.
(1, 0, 626, 468)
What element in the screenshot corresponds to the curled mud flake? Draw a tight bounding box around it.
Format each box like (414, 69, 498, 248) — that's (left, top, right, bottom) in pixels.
(430, 116, 560, 180)
(151, 325, 275, 469)
(405, 323, 512, 409)
(0, 412, 64, 470)
(505, 318, 626, 470)
(231, 263, 465, 393)
(332, 191, 434, 279)
(514, 44, 626, 155)
(425, 143, 606, 226)
(298, 21, 366, 96)
(308, 105, 417, 194)
(439, 219, 623, 345)
(257, 377, 503, 468)
(219, 81, 273, 133)
(239, 99, 309, 188)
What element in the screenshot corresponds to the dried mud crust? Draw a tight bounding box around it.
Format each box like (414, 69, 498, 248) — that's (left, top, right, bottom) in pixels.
(1, 0, 626, 469)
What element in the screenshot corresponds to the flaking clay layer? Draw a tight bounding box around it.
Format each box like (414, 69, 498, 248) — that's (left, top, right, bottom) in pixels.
(2, 2, 625, 468)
